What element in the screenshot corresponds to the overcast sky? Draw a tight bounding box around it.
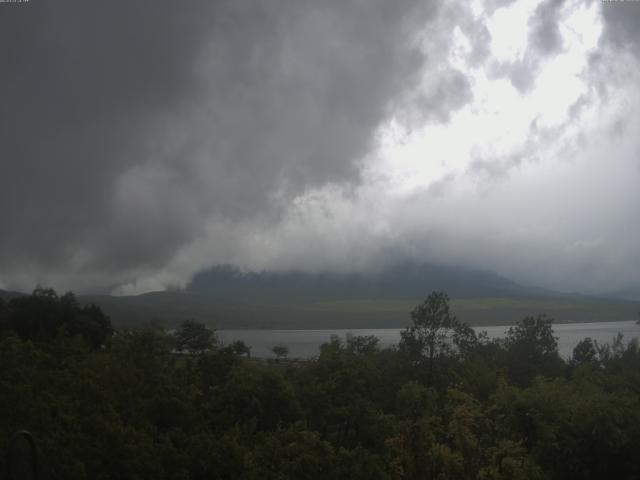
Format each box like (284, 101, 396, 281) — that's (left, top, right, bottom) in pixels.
(1, 0, 639, 297)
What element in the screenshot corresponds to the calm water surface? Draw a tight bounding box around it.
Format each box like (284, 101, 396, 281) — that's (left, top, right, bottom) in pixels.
(218, 321, 640, 359)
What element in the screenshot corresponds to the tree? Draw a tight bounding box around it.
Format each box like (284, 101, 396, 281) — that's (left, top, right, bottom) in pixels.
(400, 292, 476, 382)
(212, 363, 301, 431)
(346, 335, 380, 356)
(4, 288, 112, 348)
(228, 339, 252, 358)
(505, 315, 558, 355)
(0, 297, 8, 334)
(174, 320, 217, 354)
(272, 344, 289, 361)
(503, 314, 563, 386)
(572, 337, 598, 365)
(66, 300, 113, 349)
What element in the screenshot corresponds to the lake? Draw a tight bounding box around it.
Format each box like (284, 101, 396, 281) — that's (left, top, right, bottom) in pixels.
(218, 320, 640, 359)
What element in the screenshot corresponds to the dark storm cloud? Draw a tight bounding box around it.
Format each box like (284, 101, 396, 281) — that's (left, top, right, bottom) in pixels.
(601, 1, 640, 52)
(0, 1, 214, 272)
(0, 0, 452, 289)
(588, 2, 640, 116)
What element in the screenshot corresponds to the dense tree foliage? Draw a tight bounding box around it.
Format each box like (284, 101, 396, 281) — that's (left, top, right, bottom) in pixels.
(1, 289, 639, 479)
(174, 319, 217, 354)
(501, 314, 564, 387)
(400, 292, 477, 384)
(272, 344, 289, 361)
(0, 288, 112, 348)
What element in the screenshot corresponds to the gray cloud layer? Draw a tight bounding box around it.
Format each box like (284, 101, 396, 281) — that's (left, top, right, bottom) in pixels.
(1, 0, 449, 289)
(601, 0, 640, 50)
(1, 1, 214, 271)
(1, 0, 639, 298)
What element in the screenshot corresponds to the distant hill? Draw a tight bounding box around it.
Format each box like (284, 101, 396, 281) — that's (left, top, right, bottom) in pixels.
(73, 291, 640, 330)
(79, 263, 640, 329)
(4, 263, 639, 329)
(187, 263, 556, 300)
(0, 289, 26, 301)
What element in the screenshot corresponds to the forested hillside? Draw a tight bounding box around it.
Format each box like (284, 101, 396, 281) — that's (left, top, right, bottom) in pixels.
(1, 289, 639, 479)
(71, 264, 639, 329)
(188, 263, 548, 299)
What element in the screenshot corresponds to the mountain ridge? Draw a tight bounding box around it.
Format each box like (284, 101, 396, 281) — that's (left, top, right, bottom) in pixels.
(187, 263, 558, 300)
(2, 263, 638, 329)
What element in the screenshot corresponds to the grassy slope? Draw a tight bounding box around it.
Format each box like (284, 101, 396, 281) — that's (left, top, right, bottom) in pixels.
(78, 292, 640, 329)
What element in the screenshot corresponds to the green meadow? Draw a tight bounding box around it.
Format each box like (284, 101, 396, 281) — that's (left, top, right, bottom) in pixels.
(79, 292, 640, 329)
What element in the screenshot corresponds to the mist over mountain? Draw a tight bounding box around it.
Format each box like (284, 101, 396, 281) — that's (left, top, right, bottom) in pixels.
(3, 262, 637, 330)
(187, 262, 553, 300)
(0, 290, 26, 302)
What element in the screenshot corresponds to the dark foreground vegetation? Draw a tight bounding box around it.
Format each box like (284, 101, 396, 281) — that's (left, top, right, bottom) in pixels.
(1, 289, 639, 479)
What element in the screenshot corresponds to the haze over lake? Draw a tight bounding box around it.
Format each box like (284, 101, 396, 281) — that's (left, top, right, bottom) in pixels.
(219, 321, 640, 359)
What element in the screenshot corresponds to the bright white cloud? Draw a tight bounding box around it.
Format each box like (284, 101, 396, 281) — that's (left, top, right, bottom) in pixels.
(487, 0, 541, 61)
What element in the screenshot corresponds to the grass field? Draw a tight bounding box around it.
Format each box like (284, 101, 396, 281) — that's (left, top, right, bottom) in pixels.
(79, 291, 640, 329)
(289, 298, 640, 327)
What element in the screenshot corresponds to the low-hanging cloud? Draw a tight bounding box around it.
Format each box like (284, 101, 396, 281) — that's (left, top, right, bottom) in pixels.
(1, 0, 639, 300)
(0, 0, 465, 291)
